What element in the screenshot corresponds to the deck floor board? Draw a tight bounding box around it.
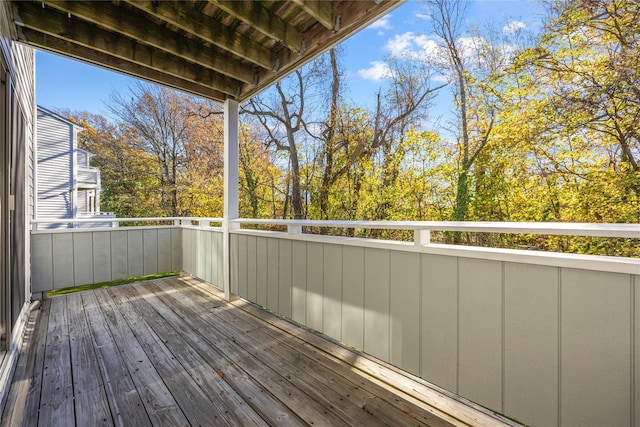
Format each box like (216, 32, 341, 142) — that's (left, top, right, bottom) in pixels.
(2, 277, 513, 427)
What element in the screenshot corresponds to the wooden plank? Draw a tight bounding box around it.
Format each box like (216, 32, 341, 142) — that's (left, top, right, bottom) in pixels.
(256, 237, 268, 307)
(209, 0, 304, 52)
(0, 300, 50, 427)
(126, 230, 143, 277)
(122, 281, 307, 426)
(173, 281, 436, 427)
(44, 0, 255, 83)
(135, 279, 348, 426)
(323, 244, 342, 341)
(92, 231, 112, 283)
(192, 279, 510, 427)
(291, 240, 307, 324)
(16, 2, 241, 96)
(127, 0, 274, 70)
(52, 233, 74, 288)
(278, 239, 293, 318)
(66, 293, 112, 426)
(20, 27, 228, 102)
(38, 297, 74, 426)
(110, 230, 128, 281)
(306, 242, 324, 332)
(111, 284, 269, 426)
(267, 238, 279, 312)
(421, 254, 458, 391)
(73, 232, 94, 285)
(561, 269, 631, 426)
(390, 251, 420, 374)
(80, 291, 152, 427)
(341, 246, 365, 350)
(291, 0, 334, 29)
(89, 289, 197, 426)
(182, 278, 472, 427)
(364, 248, 390, 362)
(504, 263, 558, 427)
(96, 286, 227, 427)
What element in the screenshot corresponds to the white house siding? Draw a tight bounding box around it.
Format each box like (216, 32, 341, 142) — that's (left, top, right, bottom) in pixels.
(36, 107, 76, 225)
(0, 3, 36, 416)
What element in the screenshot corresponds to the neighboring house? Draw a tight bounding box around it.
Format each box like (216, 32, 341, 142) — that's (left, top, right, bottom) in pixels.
(35, 106, 114, 229)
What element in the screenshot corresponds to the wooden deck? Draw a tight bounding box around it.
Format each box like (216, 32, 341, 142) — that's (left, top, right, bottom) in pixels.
(1, 277, 514, 427)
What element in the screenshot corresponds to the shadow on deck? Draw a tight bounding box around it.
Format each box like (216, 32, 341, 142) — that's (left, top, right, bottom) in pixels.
(1, 277, 515, 426)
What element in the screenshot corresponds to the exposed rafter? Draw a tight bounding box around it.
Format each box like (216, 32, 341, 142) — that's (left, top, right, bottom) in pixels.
(208, 0, 304, 53)
(6, 0, 404, 102)
(13, 1, 242, 96)
(43, 0, 256, 84)
(125, 0, 275, 71)
(20, 28, 227, 100)
(292, 0, 335, 30)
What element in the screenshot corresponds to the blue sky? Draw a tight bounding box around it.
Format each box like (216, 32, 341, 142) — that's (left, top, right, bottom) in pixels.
(36, 1, 540, 118)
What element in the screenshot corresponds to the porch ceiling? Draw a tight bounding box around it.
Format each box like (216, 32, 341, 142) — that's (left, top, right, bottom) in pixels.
(7, 0, 402, 102)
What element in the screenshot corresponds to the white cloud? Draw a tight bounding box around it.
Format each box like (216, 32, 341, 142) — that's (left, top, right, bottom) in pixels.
(415, 13, 431, 20)
(385, 32, 416, 55)
(369, 14, 392, 31)
(384, 32, 444, 61)
(503, 19, 526, 35)
(357, 61, 392, 81)
(458, 36, 483, 59)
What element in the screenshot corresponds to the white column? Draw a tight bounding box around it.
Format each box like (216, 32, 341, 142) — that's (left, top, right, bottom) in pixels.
(223, 98, 239, 301)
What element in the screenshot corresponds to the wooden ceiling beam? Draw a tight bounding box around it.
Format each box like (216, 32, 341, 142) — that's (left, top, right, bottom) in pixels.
(124, 0, 274, 71)
(13, 2, 242, 97)
(208, 0, 304, 53)
(18, 28, 228, 101)
(291, 0, 334, 30)
(43, 0, 256, 84)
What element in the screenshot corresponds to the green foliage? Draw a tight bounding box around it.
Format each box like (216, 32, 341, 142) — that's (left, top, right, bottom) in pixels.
(47, 272, 179, 297)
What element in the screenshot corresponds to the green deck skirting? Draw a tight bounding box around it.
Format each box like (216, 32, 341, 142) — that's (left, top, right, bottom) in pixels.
(47, 272, 179, 297)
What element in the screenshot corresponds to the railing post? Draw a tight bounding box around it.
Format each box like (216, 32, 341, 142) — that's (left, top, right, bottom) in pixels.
(223, 98, 239, 301)
(414, 229, 430, 246)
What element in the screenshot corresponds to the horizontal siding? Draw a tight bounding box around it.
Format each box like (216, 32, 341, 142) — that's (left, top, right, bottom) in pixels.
(230, 232, 639, 427)
(36, 109, 73, 220)
(31, 228, 182, 292)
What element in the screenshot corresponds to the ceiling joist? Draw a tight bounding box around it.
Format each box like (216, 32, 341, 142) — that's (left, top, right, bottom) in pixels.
(124, 0, 275, 71)
(291, 0, 335, 30)
(43, 0, 256, 84)
(7, 0, 403, 102)
(208, 0, 305, 53)
(20, 28, 227, 100)
(13, 1, 242, 96)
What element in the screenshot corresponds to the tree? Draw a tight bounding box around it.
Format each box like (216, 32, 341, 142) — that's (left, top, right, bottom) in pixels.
(242, 70, 309, 219)
(108, 83, 225, 217)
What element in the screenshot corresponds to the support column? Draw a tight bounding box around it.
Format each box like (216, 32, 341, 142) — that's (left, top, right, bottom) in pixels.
(223, 98, 239, 301)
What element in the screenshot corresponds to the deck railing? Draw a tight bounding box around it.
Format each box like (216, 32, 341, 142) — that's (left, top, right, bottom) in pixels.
(30, 217, 639, 426)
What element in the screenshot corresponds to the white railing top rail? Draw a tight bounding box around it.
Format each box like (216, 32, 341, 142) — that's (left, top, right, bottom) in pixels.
(32, 216, 223, 225)
(232, 218, 640, 239)
(31, 217, 639, 238)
